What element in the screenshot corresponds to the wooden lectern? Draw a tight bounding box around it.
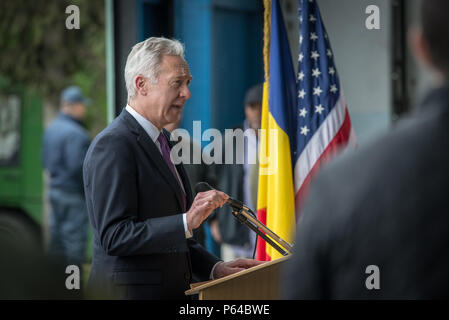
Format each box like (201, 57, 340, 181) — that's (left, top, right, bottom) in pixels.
(185, 256, 290, 300)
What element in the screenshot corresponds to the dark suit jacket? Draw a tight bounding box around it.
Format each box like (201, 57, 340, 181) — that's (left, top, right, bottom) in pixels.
(83, 109, 220, 299)
(283, 83, 449, 299)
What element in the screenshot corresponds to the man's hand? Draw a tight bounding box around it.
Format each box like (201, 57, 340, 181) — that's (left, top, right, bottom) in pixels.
(213, 259, 265, 279)
(186, 190, 228, 231)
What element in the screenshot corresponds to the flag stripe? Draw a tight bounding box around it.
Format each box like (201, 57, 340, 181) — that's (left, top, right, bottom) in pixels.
(295, 106, 352, 216)
(255, 208, 270, 261)
(294, 92, 348, 194)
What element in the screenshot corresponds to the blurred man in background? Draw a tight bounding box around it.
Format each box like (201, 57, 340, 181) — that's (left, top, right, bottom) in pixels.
(210, 84, 263, 260)
(283, 0, 449, 299)
(164, 118, 218, 248)
(42, 86, 91, 269)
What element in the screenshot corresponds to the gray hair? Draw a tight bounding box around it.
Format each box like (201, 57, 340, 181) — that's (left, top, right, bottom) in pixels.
(124, 37, 185, 101)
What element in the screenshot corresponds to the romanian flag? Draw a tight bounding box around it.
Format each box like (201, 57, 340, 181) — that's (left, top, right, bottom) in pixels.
(256, 0, 297, 261)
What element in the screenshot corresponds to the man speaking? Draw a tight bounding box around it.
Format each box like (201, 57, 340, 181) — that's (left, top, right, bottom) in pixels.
(83, 37, 261, 299)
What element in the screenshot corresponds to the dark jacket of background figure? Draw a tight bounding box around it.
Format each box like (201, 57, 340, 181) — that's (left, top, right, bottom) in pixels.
(43, 112, 90, 195)
(83, 109, 220, 299)
(182, 138, 218, 247)
(213, 124, 251, 247)
(283, 83, 449, 299)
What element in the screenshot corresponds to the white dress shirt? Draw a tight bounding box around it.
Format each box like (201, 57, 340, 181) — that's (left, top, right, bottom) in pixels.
(125, 105, 191, 238)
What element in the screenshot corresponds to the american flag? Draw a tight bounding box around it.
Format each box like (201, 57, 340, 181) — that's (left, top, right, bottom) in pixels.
(294, 0, 354, 217)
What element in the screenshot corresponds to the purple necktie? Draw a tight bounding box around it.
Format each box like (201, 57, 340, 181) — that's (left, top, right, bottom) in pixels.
(157, 132, 186, 211)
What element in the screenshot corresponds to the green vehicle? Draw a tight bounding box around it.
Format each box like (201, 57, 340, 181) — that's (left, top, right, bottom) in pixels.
(0, 78, 44, 245)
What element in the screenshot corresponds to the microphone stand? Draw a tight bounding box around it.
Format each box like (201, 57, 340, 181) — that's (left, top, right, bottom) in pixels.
(231, 206, 293, 257)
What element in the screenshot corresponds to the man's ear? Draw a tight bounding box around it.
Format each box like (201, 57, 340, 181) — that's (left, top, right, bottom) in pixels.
(134, 75, 148, 96)
(408, 27, 434, 70)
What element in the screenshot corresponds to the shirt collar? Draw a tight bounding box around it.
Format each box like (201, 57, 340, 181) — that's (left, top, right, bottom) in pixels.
(125, 104, 160, 143)
(243, 119, 257, 140)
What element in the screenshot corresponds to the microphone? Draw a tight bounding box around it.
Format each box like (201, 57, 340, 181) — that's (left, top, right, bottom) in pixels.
(195, 182, 246, 212)
(195, 182, 293, 256)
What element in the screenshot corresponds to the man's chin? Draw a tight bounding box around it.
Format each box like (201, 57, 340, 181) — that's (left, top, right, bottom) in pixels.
(166, 110, 183, 125)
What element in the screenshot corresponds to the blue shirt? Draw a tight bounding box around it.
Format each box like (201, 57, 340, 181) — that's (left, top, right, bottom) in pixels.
(42, 112, 90, 195)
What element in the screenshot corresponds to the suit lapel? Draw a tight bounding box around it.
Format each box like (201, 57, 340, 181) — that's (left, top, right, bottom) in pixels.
(120, 110, 186, 212)
(163, 129, 193, 208)
(175, 163, 193, 209)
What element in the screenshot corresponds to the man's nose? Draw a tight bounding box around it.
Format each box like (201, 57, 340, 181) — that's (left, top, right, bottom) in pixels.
(180, 84, 191, 99)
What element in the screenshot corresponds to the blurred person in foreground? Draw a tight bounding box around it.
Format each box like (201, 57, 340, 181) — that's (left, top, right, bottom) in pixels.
(0, 211, 79, 299)
(209, 84, 263, 260)
(283, 0, 449, 299)
(83, 37, 262, 299)
(42, 86, 91, 269)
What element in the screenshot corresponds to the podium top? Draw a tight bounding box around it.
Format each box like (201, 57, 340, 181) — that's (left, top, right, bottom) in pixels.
(185, 255, 291, 296)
